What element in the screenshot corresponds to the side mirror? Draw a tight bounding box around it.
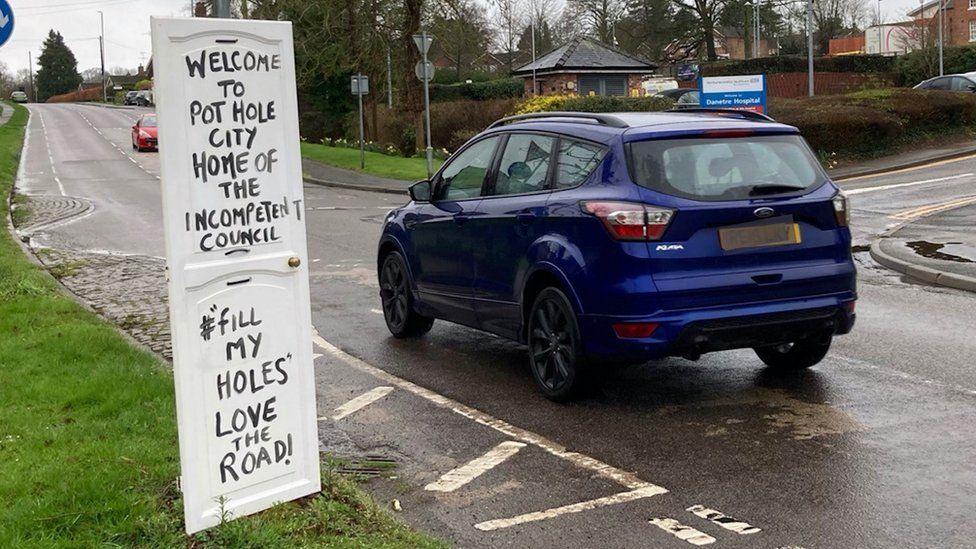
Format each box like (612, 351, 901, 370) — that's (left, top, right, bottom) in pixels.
(409, 180, 431, 202)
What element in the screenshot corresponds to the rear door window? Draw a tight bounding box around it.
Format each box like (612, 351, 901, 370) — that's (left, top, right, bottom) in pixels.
(491, 133, 554, 196)
(554, 139, 606, 189)
(627, 134, 826, 201)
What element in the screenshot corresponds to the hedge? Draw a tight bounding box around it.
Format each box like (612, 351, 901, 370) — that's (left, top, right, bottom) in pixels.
(895, 45, 976, 86)
(430, 78, 524, 102)
(772, 88, 976, 156)
(515, 88, 976, 159)
(514, 94, 673, 114)
(702, 55, 897, 76)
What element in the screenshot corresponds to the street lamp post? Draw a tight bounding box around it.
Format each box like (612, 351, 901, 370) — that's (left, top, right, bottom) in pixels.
(99, 10, 106, 103)
(807, 0, 814, 97)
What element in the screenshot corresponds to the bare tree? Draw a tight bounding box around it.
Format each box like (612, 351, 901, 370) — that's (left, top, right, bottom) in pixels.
(567, 0, 625, 44)
(432, 0, 491, 80)
(492, 0, 527, 73)
(811, 0, 867, 53)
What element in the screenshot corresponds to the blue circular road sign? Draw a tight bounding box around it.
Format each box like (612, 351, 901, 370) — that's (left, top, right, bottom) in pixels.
(0, 0, 13, 49)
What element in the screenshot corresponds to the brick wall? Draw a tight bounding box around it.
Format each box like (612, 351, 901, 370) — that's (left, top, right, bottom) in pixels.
(524, 73, 578, 96)
(679, 72, 895, 97)
(766, 72, 895, 98)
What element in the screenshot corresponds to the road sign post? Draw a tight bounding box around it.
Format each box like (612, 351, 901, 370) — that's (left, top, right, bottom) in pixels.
(413, 32, 434, 179)
(351, 74, 368, 170)
(151, 17, 320, 534)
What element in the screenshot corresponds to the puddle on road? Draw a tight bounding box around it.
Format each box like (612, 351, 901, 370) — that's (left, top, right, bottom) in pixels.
(668, 388, 863, 441)
(905, 241, 975, 263)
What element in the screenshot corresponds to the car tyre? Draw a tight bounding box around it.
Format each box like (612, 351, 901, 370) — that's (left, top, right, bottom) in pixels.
(527, 287, 590, 402)
(380, 251, 433, 338)
(754, 334, 832, 370)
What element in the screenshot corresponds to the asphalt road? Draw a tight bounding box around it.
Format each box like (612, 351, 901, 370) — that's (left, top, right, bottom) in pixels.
(17, 102, 976, 548)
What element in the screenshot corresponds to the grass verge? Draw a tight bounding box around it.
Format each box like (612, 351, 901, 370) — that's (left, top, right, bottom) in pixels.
(0, 101, 443, 548)
(301, 142, 442, 182)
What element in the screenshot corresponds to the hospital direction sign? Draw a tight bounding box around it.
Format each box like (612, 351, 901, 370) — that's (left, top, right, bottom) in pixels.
(699, 74, 767, 114)
(151, 17, 320, 534)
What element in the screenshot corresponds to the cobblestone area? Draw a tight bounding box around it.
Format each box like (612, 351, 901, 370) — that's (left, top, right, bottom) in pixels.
(35, 248, 172, 359)
(13, 194, 92, 232)
(13, 192, 172, 360)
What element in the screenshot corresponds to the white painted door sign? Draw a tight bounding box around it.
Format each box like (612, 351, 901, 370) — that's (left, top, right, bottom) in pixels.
(151, 17, 320, 534)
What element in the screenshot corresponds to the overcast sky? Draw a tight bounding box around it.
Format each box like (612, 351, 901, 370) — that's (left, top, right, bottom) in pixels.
(1, 0, 924, 77)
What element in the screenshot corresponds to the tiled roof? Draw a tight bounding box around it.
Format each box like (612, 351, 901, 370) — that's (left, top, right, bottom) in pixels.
(512, 36, 657, 74)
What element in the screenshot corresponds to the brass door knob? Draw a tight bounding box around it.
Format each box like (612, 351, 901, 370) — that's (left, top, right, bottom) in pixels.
(288, 256, 301, 268)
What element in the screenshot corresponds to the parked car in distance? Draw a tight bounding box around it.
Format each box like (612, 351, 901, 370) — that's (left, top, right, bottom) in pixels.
(132, 90, 154, 107)
(123, 90, 139, 105)
(914, 73, 976, 92)
(654, 87, 700, 109)
(376, 110, 856, 401)
(131, 114, 158, 152)
(10, 91, 28, 103)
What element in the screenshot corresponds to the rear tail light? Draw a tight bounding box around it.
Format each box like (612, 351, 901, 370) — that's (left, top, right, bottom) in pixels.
(612, 322, 659, 339)
(581, 201, 674, 241)
(844, 299, 856, 313)
(832, 191, 849, 227)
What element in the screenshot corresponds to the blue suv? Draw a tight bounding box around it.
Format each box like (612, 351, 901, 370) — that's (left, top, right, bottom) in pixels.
(377, 110, 856, 401)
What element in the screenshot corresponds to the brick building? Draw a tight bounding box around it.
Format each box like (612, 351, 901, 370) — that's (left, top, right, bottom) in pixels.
(907, 0, 976, 46)
(511, 36, 658, 97)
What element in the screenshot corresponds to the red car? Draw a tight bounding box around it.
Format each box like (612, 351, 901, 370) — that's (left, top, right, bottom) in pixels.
(131, 114, 158, 152)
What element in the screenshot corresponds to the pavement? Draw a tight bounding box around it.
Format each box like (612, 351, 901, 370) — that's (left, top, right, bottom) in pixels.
(871, 202, 976, 292)
(303, 156, 410, 195)
(13, 102, 976, 548)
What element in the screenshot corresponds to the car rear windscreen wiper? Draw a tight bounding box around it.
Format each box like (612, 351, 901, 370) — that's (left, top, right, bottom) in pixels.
(748, 184, 806, 196)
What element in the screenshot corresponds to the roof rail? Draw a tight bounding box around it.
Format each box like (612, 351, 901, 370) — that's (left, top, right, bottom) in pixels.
(487, 111, 630, 129)
(669, 108, 775, 122)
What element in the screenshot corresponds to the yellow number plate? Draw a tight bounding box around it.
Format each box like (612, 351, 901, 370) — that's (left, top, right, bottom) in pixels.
(719, 223, 801, 251)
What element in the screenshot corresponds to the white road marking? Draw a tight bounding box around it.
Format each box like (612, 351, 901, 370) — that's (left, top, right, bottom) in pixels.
(328, 386, 394, 421)
(36, 110, 66, 196)
(845, 173, 973, 195)
(370, 308, 383, 315)
(425, 441, 526, 493)
(686, 504, 761, 534)
(311, 331, 664, 492)
(475, 486, 665, 531)
(313, 353, 322, 360)
(649, 518, 717, 545)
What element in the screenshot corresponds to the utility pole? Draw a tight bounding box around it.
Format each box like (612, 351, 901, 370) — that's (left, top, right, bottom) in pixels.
(807, 0, 814, 97)
(99, 11, 106, 103)
(213, 0, 231, 18)
(28, 51, 35, 103)
(938, 0, 944, 76)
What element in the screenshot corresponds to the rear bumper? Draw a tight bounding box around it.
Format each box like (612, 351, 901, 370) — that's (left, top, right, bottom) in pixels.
(579, 293, 856, 363)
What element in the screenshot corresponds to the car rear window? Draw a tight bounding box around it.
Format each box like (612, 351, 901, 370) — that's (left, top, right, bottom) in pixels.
(142, 116, 157, 127)
(627, 134, 826, 201)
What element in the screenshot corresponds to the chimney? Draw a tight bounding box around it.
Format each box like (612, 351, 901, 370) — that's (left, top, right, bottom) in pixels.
(138, 64, 144, 75)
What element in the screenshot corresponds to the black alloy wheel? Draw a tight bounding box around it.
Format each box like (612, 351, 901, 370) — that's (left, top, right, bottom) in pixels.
(379, 252, 433, 338)
(528, 287, 587, 401)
